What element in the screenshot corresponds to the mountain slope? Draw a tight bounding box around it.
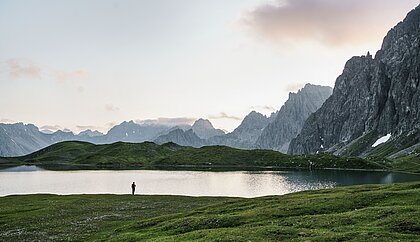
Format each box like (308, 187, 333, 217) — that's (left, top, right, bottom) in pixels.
(154, 129, 206, 147)
(0, 123, 52, 157)
(255, 84, 332, 153)
(0, 123, 81, 157)
(289, 5, 420, 158)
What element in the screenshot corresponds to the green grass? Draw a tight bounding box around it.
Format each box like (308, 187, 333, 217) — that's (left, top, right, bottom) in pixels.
(328, 129, 420, 173)
(365, 130, 420, 173)
(368, 130, 420, 160)
(2, 141, 383, 171)
(341, 131, 378, 157)
(1, 182, 419, 241)
(385, 147, 420, 173)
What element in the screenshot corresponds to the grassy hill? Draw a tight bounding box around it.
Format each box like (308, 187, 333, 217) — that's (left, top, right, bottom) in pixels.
(2, 141, 383, 170)
(1, 182, 419, 241)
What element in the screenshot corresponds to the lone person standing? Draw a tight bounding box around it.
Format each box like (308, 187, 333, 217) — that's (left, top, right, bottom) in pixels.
(131, 182, 136, 195)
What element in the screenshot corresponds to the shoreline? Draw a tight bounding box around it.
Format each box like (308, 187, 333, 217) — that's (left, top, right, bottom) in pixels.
(1, 179, 419, 198)
(1, 162, 420, 175)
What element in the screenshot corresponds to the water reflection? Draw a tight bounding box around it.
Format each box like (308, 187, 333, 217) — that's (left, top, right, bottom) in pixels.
(0, 165, 45, 172)
(0, 166, 419, 197)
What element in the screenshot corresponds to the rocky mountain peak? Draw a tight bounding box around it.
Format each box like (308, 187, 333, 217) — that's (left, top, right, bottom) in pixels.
(191, 118, 224, 139)
(207, 111, 271, 149)
(255, 84, 332, 153)
(239, 111, 269, 130)
(192, 118, 214, 130)
(380, 5, 420, 55)
(288, 5, 420, 156)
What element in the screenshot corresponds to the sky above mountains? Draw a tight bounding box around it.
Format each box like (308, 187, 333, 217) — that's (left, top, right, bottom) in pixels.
(0, 0, 418, 132)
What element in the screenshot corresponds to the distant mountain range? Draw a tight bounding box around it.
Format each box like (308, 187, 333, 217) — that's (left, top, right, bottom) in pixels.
(151, 84, 332, 149)
(0, 117, 229, 156)
(0, 122, 173, 156)
(0, 83, 330, 157)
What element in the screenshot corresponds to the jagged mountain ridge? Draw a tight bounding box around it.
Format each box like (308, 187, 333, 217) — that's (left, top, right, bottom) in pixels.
(0, 82, 334, 156)
(78, 130, 104, 138)
(255, 84, 333, 153)
(288, 5, 420, 157)
(101, 121, 170, 143)
(0, 118, 225, 156)
(208, 111, 274, 149)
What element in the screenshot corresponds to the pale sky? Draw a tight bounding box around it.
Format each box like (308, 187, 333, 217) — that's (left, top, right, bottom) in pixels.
(0, 0, 418, 132)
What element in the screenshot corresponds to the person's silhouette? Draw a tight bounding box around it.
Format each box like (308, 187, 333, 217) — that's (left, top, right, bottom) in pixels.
(131, 182, 136, 195)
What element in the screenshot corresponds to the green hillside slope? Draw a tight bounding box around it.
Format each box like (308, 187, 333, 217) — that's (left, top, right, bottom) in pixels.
(3, 141, 382, 170)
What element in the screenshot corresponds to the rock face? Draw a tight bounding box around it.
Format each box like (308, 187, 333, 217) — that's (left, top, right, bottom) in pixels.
(0, 123, 52, 157)
(208, 111, 272, 149)
(191, 119, 225, 139)
(154, 129, 205, 147)
(288, 5, 420, 155)
(255, 84, 332, 153)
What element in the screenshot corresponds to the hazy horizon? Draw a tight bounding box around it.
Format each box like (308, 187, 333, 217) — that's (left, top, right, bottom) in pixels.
(1, 0, 418, 132)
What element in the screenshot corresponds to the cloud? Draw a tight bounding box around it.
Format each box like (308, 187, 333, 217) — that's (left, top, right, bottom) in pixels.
(54, 70, 88, 83)
(7, 59, 42, 80)
(106, 122, 117, 128)
(285, 83, 305, 92)
(240, 0, 419, 46)
(76, 125, 101, 131)
(105, 104, 120, 112)
(42, 124, 104, 134)
(77, 86, 85, 93)
(0, 118, 15, 123)
(40, 124, 64, 132)
(208, 112, 242, 121)
(6, 59, 89, 93)
(53, 69, 88, 93)
(250, 105, 277, 112)
(136, 117, 196, 126)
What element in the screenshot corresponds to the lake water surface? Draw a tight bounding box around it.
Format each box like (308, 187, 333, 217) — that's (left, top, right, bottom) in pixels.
(1, 166, 419, 197)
